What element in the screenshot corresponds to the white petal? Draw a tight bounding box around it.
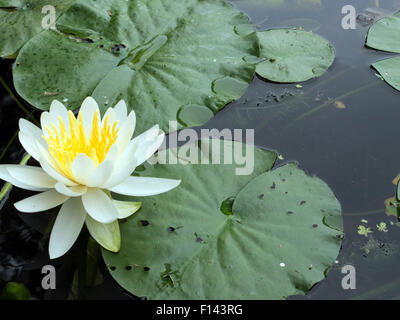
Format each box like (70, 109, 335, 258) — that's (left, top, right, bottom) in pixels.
(113, 199, 142, 219)
(109, 176, 181, 197)
(133, 126, 165, 166)
(19, 119, 48, 151)
(38, 156, 78, 186)
(101, 107, 116, 128)
(18, 132, 41, 161)
(14, 189, 69, 213)
(79, 97, 99, 138)
(85, 215, 120, 252)
(35, 141, 77, 186)
(81, 188, 118, 223)
(49, 197, 86, 259)
(0, 165, 48, 192)
(7, 166, 57, 189)
(40, 111, 58, 138)
(19, 118, 42, 138)
(102, 126, 163, 188)
(18, 119, 47, 161)
(71, 153, 96, 185)
(104, 144, 119, 163)
(19, 118, 47, 148)
(113, 100, 128, 123)
(116, 110, 136, 155)
(102, 139, 139, 188)
(49, 100, 70, 133)
(55, 182, 87, 197)
(87, 161, 113, 187)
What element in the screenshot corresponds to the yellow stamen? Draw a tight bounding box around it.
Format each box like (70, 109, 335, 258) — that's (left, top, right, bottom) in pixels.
(43, 110, 119, 182)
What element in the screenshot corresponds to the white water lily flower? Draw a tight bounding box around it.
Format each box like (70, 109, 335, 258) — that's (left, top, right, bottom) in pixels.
(0, 97, 180, 259)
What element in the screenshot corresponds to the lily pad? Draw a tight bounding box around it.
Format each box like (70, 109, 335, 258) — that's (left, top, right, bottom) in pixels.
(366, 11, 400, 91)
(366, 11, 400, 53)
(256, 29, 335, 83)
(13, 0, 258, 133)
(102, 141, 342, 299)
(0, 0, 74, 57)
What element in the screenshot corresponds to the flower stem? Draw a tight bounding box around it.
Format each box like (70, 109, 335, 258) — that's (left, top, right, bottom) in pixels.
(0, 129, 18, 163)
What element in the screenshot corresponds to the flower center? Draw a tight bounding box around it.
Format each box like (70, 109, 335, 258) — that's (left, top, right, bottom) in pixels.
(43, 110, 119, 181)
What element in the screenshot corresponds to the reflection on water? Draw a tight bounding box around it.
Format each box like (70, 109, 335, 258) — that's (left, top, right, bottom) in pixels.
(1, 0, 400, 299)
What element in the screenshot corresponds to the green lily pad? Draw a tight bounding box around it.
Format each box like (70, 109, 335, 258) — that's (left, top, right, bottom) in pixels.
(102, 141, 342, 299)
(256, 29, 335, 83)
(366, 11, 400, 53)
(0, 0, 74, 57)
(371, 57, 400, 92)
(13, 0, 258, 133)
(372, 63, 400, 91)
(366, 11, 400, 91)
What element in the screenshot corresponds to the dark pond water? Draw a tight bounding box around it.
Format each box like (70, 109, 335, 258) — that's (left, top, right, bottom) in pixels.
(1, 0, 400, 299)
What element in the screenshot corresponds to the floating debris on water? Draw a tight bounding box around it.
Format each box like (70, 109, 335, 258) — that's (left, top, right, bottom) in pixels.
(376, 222, 388, 232)
(334, 100, 346, 109)
(358, 225, 373, 237)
